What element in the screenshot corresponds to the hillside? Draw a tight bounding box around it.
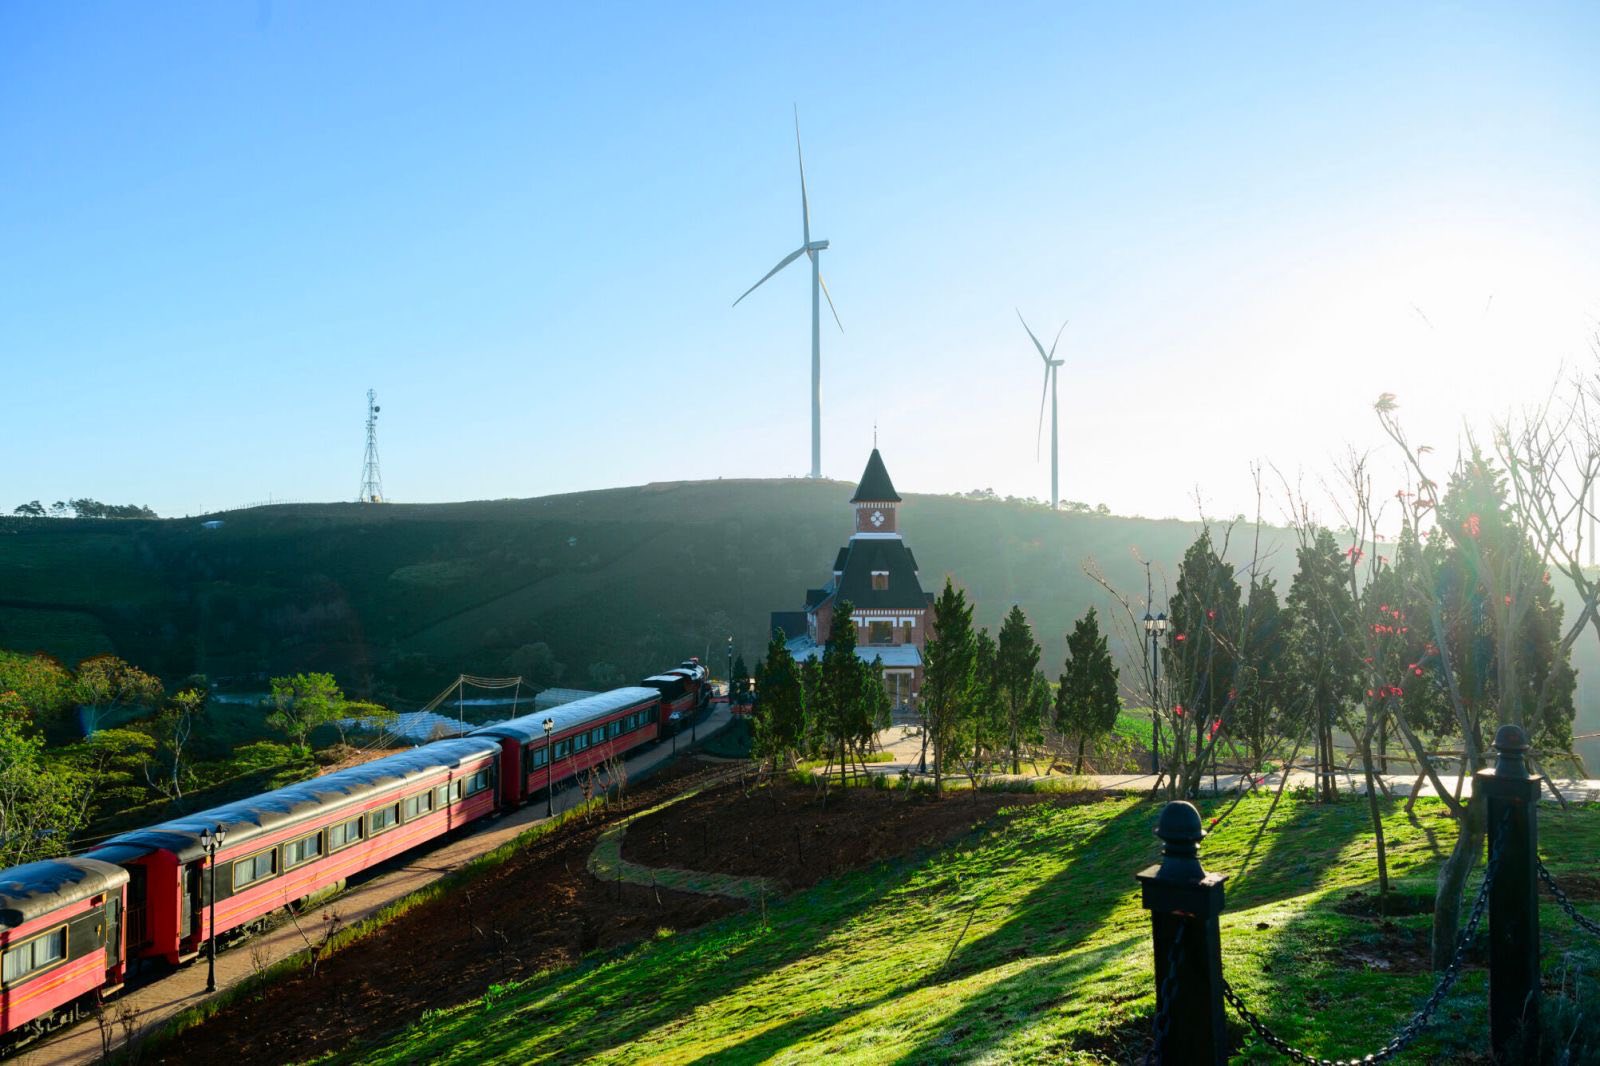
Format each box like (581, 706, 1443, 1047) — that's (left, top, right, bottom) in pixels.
(1, 479, 1596, 763)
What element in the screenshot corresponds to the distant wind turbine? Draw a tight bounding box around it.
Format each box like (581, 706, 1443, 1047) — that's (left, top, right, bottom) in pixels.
(1018, 310, 1067, 509)
(733, 107, 842, 480)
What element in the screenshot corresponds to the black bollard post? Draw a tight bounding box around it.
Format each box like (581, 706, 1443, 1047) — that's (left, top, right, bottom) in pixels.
(1136, 801, 1228, 1065)
(1477, 723, 1540, 1063)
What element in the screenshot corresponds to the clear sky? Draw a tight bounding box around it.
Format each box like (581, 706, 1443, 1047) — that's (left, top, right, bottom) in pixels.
(4, 2, 1599, 520)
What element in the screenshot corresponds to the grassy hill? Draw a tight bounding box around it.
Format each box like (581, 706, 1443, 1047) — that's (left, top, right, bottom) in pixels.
(329, 788, 1600, 1064)
(1, 479, 1596, 764)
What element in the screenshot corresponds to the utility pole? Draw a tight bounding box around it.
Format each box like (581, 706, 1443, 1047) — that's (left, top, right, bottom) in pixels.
(359, 389, 384, 503)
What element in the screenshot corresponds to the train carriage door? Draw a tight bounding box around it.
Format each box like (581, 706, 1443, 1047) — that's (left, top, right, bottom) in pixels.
(105, 895, 122, 967)
(125, 864, 149, 952)
(182, 862, 202, 943)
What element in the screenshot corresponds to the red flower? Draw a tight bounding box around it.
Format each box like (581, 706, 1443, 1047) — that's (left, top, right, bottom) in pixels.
(1206, 609, 1216, 620)
(1464, 514, 1481, 538)
(1175, 633, 1187, 643)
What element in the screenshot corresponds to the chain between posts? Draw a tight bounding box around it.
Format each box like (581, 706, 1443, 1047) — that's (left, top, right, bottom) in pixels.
(1537, 858, 1600, 938)
(1221, 808, 1511, 1065)
(1144, 923, 1187, 1065)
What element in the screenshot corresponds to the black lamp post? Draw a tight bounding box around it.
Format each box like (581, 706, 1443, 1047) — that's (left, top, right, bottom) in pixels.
(542, 718, 555, 818)
(198, 822, 228, 993)
(1143, 612, 1168, 777)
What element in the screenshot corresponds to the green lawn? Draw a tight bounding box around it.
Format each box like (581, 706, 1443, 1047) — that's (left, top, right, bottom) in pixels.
(331, 791, 1600, 1064)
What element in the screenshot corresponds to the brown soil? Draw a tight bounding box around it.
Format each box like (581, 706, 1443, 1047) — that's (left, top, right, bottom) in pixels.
(142, 761, 739, 1066)
(144, 768, 1086, 1064)
(622, 778, 1098, 889)
(1326, 919, 1433, 974)
(1539, 870, 1600, 900)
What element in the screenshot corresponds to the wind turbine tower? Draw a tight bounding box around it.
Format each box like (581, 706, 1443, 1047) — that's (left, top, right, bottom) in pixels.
(734, 107, 842, 479)
(359, 389, 384, 504)
(1018, 311, 1068, 509)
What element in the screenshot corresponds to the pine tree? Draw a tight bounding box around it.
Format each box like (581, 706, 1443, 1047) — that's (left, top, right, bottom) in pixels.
(1282, 528, 1360, 802)
(1055, 607, 1121, 774)
(818, 601, 873, 787)
(1166, 531, 1242, 774)
(995, 605, 1043, 774)
(922, 579, 977, 795)
(1233, 577, 1285, 770)
(754, 630, 806, 769)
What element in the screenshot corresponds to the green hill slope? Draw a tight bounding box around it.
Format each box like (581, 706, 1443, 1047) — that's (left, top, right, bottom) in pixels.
(337, 791, 1600, 1064)
(1, 479, 1595, 763)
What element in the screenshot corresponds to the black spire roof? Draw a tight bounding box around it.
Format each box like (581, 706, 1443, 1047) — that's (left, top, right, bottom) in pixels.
(850, 449, 902, 503)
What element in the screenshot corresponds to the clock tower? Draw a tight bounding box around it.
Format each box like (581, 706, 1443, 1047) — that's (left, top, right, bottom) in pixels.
(851, 448, 901, 534)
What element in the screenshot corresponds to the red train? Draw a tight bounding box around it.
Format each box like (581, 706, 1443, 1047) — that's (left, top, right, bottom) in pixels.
(0, 663, 709, 1051)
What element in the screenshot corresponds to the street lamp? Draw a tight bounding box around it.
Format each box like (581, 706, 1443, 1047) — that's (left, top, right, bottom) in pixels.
(542, 718, 555, 818)
(198, 822, 228, 993)
(1143, 612, 1168, 777)
(725, 636, 734, 705)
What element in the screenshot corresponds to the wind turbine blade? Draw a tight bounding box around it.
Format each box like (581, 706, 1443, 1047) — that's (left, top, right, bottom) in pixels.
(1016, 309, 1051, 364)
(732, 247, 806, 307)
(1048, 320, 1069, 360)
(1036, 367, 1050, 459)
(817, 267, 843, 332)
(795, 105, 811, 246)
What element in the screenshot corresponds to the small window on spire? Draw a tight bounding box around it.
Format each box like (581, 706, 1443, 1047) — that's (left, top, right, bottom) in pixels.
(871, 571, 889, 591)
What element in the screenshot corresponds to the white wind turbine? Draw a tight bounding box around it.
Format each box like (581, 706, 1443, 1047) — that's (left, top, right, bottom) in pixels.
(733, 108, 842, 480)
(1018, 310, 1068, 509)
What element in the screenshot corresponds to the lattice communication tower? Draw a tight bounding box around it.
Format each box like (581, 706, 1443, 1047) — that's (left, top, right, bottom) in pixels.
(359, 389, 384, 503)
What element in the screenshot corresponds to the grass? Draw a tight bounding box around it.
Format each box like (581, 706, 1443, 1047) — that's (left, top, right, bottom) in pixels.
(333, 792, 1600, 1065)
(1113, 708, 1154, 750)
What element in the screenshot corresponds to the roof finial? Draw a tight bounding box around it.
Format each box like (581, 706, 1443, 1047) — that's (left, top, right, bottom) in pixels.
(873, 421, 878, 448)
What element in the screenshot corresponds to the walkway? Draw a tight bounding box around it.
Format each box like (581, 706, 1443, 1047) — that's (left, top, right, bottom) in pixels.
(30, 701, 733, 1066)
(862, 724, 1600, 804)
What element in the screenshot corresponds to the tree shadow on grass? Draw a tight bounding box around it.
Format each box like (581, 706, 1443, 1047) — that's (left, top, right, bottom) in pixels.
(1214, 794, 1374, 910)
(685, 798, 1156, 1065)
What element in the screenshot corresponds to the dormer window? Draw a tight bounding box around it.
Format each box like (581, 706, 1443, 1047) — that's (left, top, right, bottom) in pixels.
(871, 570, 889, 591)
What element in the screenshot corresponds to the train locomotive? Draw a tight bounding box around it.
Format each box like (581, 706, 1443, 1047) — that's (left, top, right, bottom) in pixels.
(0, 661, 709, 1051)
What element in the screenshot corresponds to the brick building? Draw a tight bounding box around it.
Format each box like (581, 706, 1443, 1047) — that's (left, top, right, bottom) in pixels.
(770, 449, 931, 707)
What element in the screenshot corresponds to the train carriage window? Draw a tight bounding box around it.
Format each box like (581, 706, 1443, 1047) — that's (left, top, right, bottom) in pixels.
(402, 791, 433, 820)
(1, 925, 67, 986)
(465, 767, 492, 795)
(573, 733, 589, 752)
(232, 849, 278, 891)
(436, 784, 452, 807)
(527, 747, 548, 770)
(591, 726, 606, 746)
(553, 739, 571, 759)
(454, 780, 465, 800)
(328, 816, 364, 851)
(368, 803, 401, 835)
(607, 720, 622, 739)
(284, 832, 324, 869)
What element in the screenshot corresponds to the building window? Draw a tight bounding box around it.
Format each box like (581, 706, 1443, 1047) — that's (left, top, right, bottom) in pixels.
(284, 832, 324, 869)
(868, 621, 894, 645)
(232, 849, 277, 890)
(368, 803, 401, 835)
(2, 926, 67, 985)
(329, 816, 363, 851)
(871, 571, 889, 591)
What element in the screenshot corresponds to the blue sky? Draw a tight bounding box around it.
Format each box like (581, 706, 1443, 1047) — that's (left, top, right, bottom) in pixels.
(4, 2, 1599, 519)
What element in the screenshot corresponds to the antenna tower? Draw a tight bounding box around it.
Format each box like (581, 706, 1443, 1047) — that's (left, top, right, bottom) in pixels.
(359, 389, 384, 503)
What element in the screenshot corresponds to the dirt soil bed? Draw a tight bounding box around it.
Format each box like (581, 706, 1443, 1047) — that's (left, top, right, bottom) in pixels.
(143, 761, 739, 1066)
(621, 779, 1102, 889)
(145, 770, 1097, 1064)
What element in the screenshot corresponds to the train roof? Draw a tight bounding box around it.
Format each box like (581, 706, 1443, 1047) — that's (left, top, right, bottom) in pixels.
(90, 736, 502, 865)
(468, 686, 658, 746)
(0, 857, 128, 930)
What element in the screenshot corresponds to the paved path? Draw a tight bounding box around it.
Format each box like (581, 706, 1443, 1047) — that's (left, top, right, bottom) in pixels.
(862, 724, 1600, 804)
(28, 702, 733, 1066)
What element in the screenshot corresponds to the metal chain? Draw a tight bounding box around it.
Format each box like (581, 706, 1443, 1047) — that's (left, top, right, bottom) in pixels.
(1144, 923, 1187, 1066)
(1222, 807, 1511, 1064)
(1537, 858, 1600, 938)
